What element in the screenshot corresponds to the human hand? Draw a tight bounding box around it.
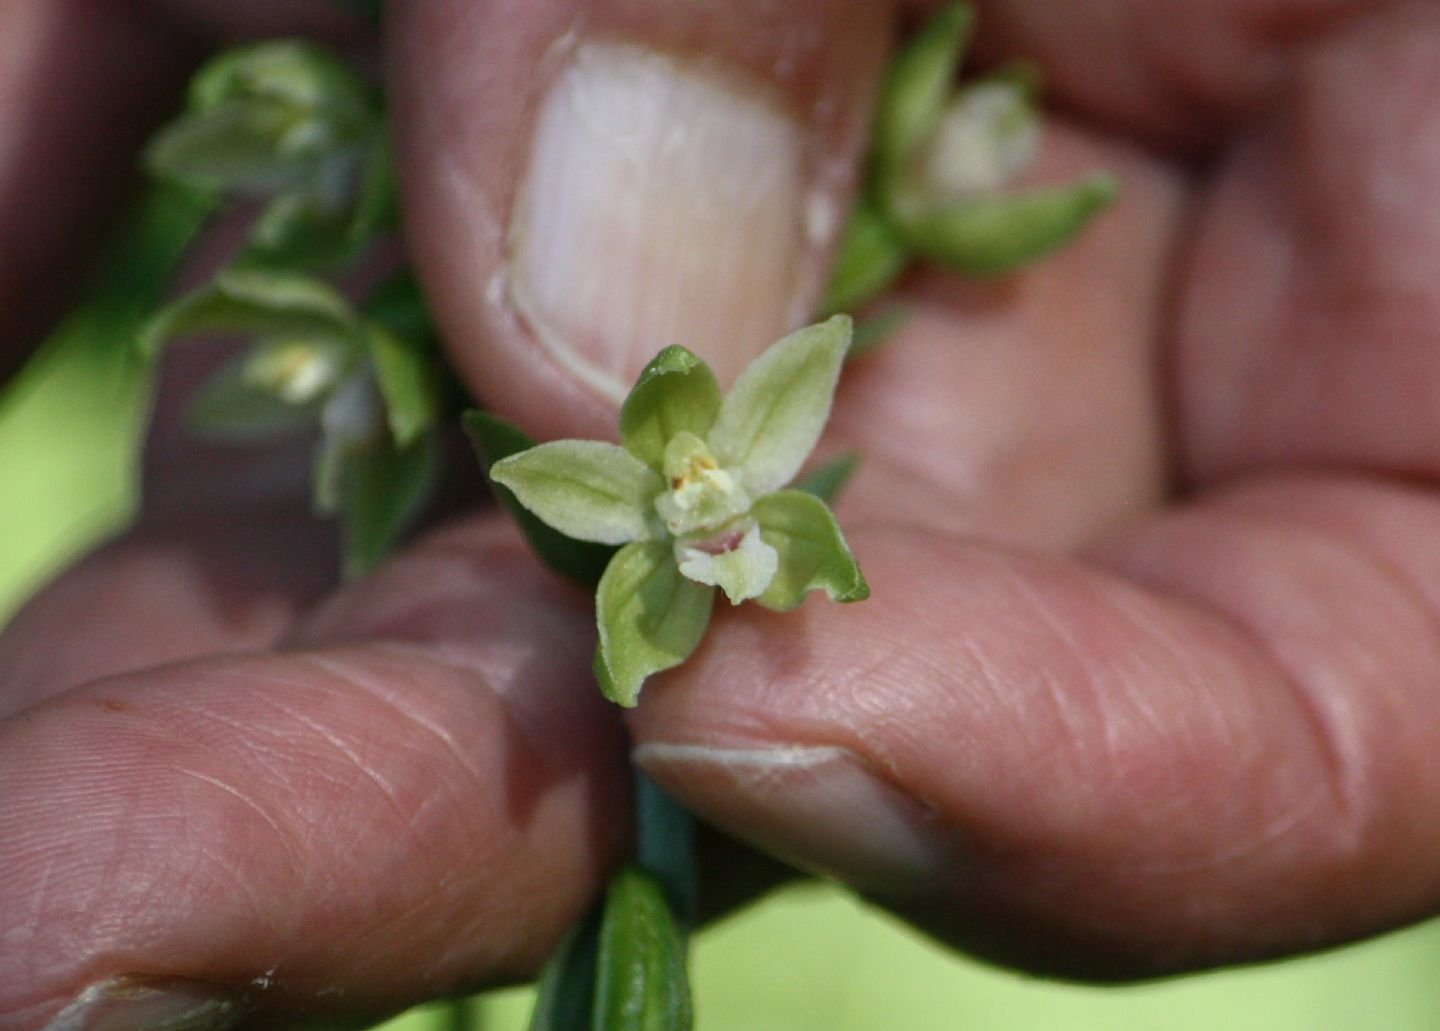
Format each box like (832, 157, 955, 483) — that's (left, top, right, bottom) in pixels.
(4, 0, 1440, 1026)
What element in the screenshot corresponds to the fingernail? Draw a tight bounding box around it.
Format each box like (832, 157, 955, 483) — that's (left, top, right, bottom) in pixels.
(633, 742, 960, 898)
(508, 42, 810, 402)
(41, 975, 248, 1031)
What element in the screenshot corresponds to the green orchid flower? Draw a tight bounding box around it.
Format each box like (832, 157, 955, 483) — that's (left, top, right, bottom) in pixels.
(490, 316, 869, 706)
(822, 2, 1116, 316)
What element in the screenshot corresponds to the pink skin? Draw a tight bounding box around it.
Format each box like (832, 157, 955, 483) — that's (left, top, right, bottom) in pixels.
(3, 0, 1440, 1024)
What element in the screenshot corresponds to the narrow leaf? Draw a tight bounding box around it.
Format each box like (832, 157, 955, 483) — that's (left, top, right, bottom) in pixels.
(902, 174, 1118, 276)
(595, 542, 714, 707)
(792, 452, 860, 506)
(462, 411, 616, 589)
(751, 490, 869, 611)
(367, 322, 440, 447)
(138, 267, 358, 359)
(873, 3, 975, 189)
(339, 432, 441, 579)
(593, 866, 693, 1031)
(709, 316, 852, 496)
(530, 904, 603, 1031)
(618, 346, 721, 471)
(490, 440, 662, 546)
(185, 352, 314, 440)
(818, 199, 909, 316)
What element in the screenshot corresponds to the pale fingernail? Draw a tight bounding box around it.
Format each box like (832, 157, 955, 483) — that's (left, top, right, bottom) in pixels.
(507, 42, 812, 403)
(41, 975, 249, 1031)
(633, 742, 960, 899)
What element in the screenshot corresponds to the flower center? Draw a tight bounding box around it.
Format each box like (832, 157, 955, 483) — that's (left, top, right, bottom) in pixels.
(654, 431, 751, 537)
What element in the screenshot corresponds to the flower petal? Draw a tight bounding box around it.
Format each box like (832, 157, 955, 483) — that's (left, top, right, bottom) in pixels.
(490, 440, 663, 546)
(751, 489, 869, 611)
(619, 345, 721, 470)
(708, 315, 852, 495)
(596, 541, 715, 707)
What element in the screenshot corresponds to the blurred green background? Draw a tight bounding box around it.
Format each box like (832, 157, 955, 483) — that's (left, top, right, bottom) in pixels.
(6, 313, 1440, 1030)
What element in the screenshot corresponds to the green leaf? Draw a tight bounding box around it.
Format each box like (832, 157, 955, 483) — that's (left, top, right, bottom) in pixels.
(708, 316, 852, 496)
(185, 352, 315, 440)
(530, 904, 603, 1031)
(338, 432, 441, 579)
(751, 490, 869, 611)
(462, 411, 617, 589)
(363, 272, 433, 340)
(490, 440, 662, 546)
(137, 267, 358, 359)
(792, 452, 860, 506)
(367, 322, 440, 447)
(0, 182, 215, 625)
(873, 3, 975, 190)
(593, 866, 693, 1031)
(595, 542, 714, 707)
(902, 174, 1118, 276)
(818, 199, 909, 316)
(619, 346, 721, 470)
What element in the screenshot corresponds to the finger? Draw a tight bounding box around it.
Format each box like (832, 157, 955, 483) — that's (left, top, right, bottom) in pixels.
(0, 0, 193, 365)
(629, 473, 1440, 979)
(390, 0, 896, 442)
(824, 119, 1184, 550)
(0, 514, 628, 1029)
(1177, 3, 1440, 484)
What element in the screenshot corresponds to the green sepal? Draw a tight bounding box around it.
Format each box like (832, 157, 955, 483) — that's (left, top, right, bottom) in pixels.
(818, 199, 909, 316)
(751, 490, 869, 612)
(873, 3, 975, 192)
(367, 322, 440, 447)
(185, 352, 315, 440)
(337, 431, 441, 580)
(490, 440, 662, 546)
(593, 866, 693, 1031)
(619, 346, 721, 471)
(792, 452, 860, 506)
(901, 174, 1118, 276)
(462, 411, 616, 589)
(529, 903, 603, 1031)
(137, 267, 358, 360)
(150, 42, 373, 188)
(144, 101, 320, 194)
(708, 315, 852, 496)
(595, 541, 714, 707)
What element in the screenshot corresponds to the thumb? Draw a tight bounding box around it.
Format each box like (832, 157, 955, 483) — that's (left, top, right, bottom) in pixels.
(389, 0, 895, 441)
